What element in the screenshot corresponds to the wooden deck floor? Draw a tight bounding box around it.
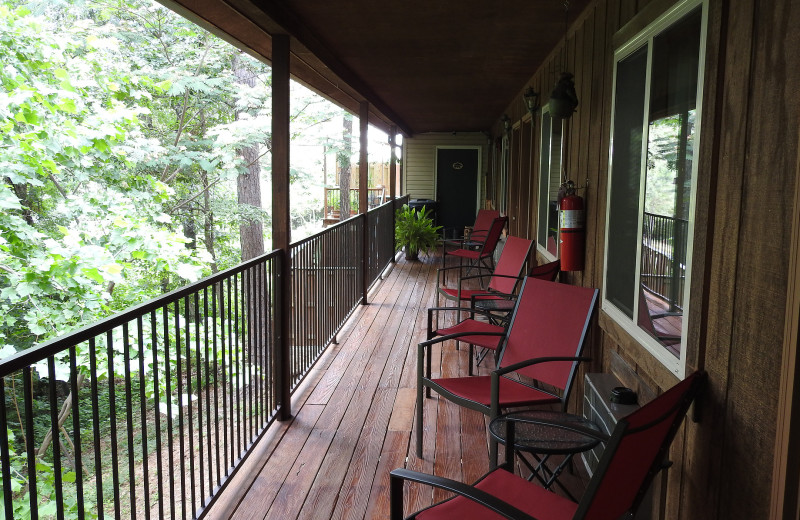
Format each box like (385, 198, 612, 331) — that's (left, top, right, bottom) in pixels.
(206, 252, 586, 520)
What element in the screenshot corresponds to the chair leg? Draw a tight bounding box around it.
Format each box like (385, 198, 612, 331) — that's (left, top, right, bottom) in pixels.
(416, 381, 424, 458)
(390, 472, 405, 520)
(417, 346, 425, 458)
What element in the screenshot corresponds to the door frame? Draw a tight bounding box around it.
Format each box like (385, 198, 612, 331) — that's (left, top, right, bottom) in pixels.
(434, 145, 482, 217)
(771, 130, 800, 520)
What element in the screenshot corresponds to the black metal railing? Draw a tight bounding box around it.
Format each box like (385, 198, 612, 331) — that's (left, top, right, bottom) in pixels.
(641, 212, 688, 312)
(0, 196, 407, 520)
(0, 250, 281, 520)
(289, 217, 362, 389)
(365, 198, 401, 289)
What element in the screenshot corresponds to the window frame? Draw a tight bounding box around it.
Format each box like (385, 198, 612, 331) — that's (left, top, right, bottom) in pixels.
(602, 0, 708, 377)
(536, 104, 564, 262)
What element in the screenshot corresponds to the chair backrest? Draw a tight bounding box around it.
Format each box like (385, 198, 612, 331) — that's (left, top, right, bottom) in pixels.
(576, 371, 706, 520)
(487, 235, 533, 294)
(476, 216, 507, 257)
(498, 277, 598, 394)
(471, 209, 501, 235)
(529, 259, 560, 282)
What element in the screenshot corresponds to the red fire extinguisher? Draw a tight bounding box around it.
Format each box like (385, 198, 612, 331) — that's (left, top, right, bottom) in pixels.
(559, 180, 585, 271)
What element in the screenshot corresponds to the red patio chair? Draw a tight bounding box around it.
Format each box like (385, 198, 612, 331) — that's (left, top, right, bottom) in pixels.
(441, 216, 507, 274)
(392, 370, 706, 520)
(417, 277, 598, 461)
(470, 259, 561, 325)
(441, 208, 501, 251)
(637, 285, 681, 347)
(436, 234, 531, 310)
(427, 258, 560, 375)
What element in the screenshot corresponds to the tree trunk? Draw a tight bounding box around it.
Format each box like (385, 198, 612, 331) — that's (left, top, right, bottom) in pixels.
(338, 113, 353, 221)
(234, 53, 265, 261)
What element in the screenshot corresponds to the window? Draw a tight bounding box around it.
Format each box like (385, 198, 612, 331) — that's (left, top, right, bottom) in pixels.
(537, 106, 563, 260)
(603, 0, 706, 376)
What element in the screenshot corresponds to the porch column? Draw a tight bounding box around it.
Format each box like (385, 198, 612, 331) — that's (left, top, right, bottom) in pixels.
(360, 101, 369, 304)
(272, 34, 292, 421)
(389, 126, 397, 199)
(389, 126, 397, 264)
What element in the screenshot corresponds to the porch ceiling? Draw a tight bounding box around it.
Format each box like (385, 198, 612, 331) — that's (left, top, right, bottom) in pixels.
(158, 0, 591, 136)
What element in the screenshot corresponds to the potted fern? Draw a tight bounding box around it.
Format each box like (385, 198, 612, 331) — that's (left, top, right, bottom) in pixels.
(395, 204, 442, 261)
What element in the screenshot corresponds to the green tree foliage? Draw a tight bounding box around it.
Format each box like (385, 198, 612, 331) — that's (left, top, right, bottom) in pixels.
(0, 4, 210, 357)
(0, 3, 345, 515)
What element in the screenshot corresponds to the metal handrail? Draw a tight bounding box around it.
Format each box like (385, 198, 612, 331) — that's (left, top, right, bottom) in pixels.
(0, 196, 407, 520)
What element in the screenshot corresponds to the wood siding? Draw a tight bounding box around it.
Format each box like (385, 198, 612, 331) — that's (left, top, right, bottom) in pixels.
(489, 0, 800, 518)
(403, 133, 489, 202)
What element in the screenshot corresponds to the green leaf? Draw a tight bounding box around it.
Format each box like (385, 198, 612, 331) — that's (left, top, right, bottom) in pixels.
(82, 268, 105, 284)
(59, 98, 77, 114)
(102, 263, 123, 276)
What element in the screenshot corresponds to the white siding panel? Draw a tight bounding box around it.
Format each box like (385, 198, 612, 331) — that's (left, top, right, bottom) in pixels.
(403, 133, 489, 202)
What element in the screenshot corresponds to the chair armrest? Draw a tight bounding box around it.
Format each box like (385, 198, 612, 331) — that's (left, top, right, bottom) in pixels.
(437, 264, 492, 276)
(427, 305, 502, 336)
(427, 306, 503, 324)
(493, 356, 592, 377)
(459, 271, 513, 283)
(419, 330, 505, 349)
(389, 469, 538, 520)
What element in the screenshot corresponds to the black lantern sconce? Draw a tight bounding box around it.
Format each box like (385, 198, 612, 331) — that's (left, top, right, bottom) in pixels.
(501, 114, 512, 134)
(523, 87, 540, 116)
(548, 1, 579, 119)
(549, 72, 578, 119)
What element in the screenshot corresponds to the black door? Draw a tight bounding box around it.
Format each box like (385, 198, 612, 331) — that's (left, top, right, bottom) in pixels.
(436, 148, 479, 238)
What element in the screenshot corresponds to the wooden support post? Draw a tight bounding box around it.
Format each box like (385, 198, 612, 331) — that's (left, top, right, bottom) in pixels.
(272, 34, 292, 421)
(389, 126, 397, 199)
(360, 101, 369, 305)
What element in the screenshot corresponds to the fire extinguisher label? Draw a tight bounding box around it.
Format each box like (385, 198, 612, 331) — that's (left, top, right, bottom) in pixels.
(560, 210, 585, 229)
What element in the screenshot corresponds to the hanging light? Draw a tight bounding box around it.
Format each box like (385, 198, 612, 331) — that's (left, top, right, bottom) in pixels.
(501, 114, 512, 133)
(549, 1, 578, 119)
(523, 87, 540, 115)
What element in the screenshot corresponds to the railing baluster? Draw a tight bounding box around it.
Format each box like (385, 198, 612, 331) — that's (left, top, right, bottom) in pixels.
(185, 294, 196, 519)
(0, 378, 13, 520)
(164, 305, 176, 520)
(193, 290, 204, 509)
(107, 330, 121, 520)
(204, 287, 213, 499)
(212, 282, 221, 483)
(23, 366, 40, 520)
(123, 322, 137, 519)
(136, 316, 151, 520)
(151, 309, 164, 520)
(47, 357, 65, 520)
(175, 301, 186, 520)
(69, 346, 85, 520)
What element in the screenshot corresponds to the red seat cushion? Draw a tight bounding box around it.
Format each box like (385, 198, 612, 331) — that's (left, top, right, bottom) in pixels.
(431, 375, 561, 408)
(435, 319, 504, 350)
(447, 249, 489, 260)
(439, 287, 504, 301)
(416, 467, 578, 520)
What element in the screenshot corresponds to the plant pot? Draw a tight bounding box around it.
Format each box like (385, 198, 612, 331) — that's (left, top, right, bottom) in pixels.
(405, 248, 419, 261)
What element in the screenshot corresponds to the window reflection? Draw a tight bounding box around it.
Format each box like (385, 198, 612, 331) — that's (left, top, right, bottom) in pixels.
(637, 8, 701, 353)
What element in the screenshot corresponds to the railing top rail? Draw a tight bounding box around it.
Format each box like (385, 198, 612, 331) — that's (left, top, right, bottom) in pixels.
(643, 211, 689, 224)
(292, 197, 400, 249)
(291, 213, 365, 250)
(0, 248, 282, 378)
